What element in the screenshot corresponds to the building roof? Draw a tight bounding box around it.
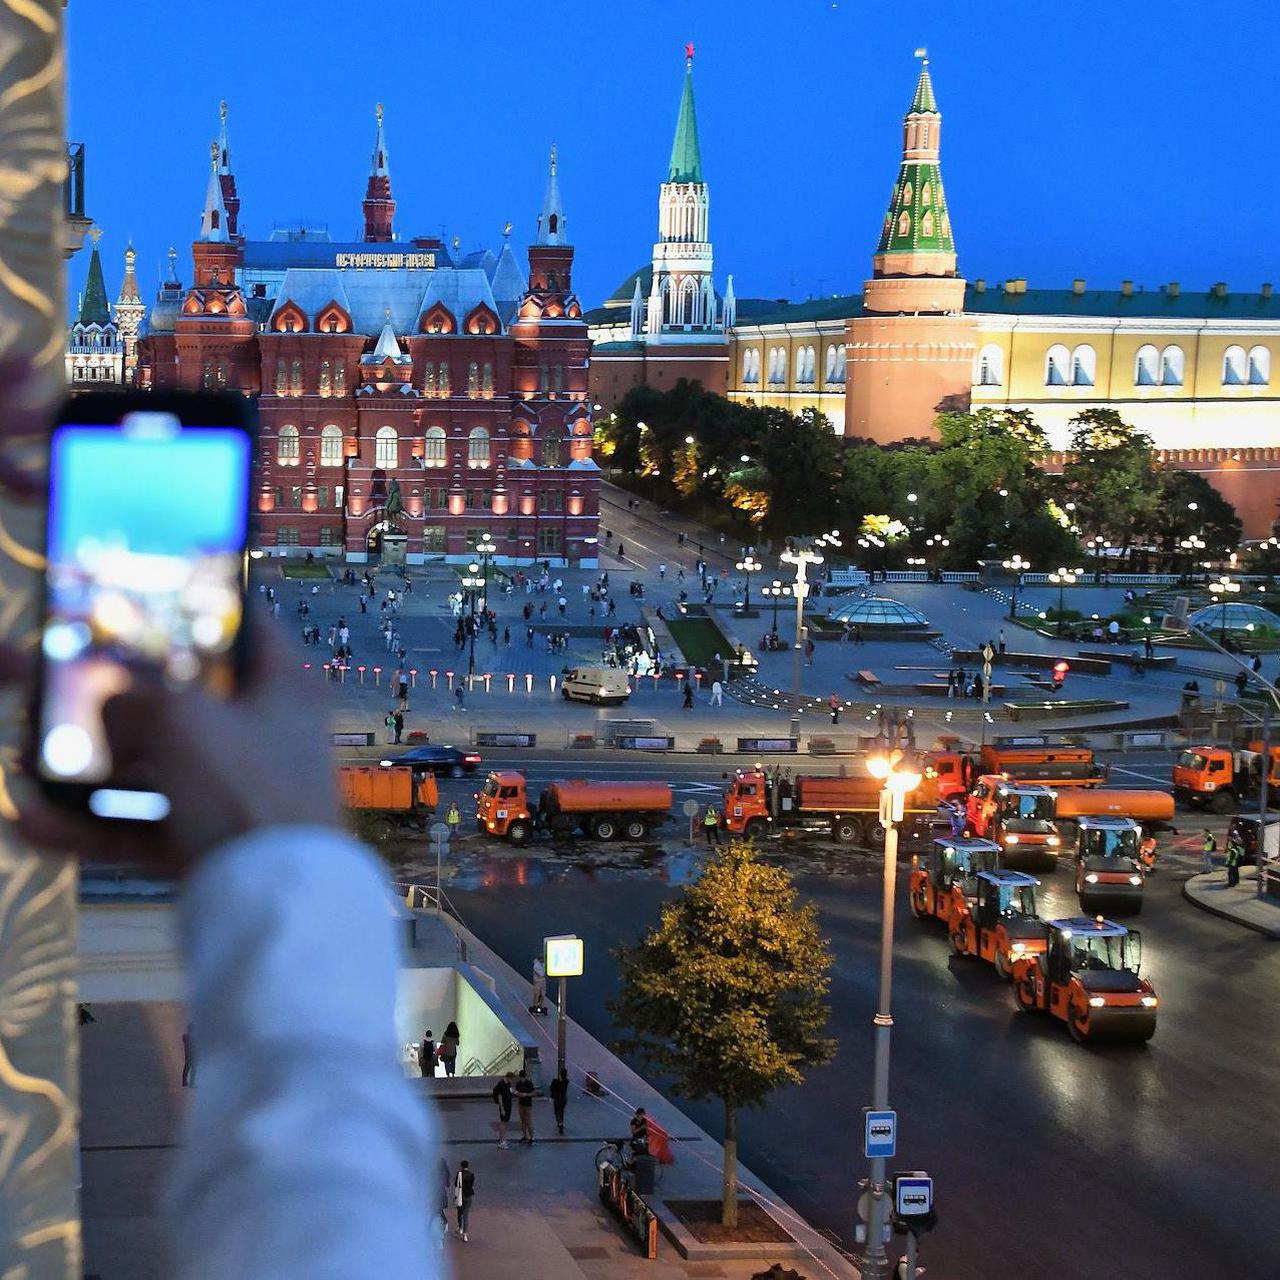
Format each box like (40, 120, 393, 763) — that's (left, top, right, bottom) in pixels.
(668, 58, 704, 184)
(535, 144, 568, 246)
(602, 264, 652, 308)
(489, 241, 528, 305)
(79, 239, 111, 326)
(910, 60, 938, 114)
(732, 295, 863, 328)
(242, 237, 453, 270)
(964, 283, 1280, 320)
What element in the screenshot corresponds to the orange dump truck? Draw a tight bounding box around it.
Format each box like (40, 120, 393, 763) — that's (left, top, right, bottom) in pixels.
(1053, 787, 1175, 848)
(722, 767, 945, 847)
(476, 770, 671, 844)
(1172, 743, 1280, 813)
(338, 764, 438, 830)
(977, 742, 1107, 788)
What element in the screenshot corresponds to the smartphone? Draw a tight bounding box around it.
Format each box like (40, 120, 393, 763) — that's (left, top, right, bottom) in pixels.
(34, 391, 255, 821)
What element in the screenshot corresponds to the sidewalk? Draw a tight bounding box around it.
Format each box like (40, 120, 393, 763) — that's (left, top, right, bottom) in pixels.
(1182, 868, 1280, 937)
(438, 914, 862, 1279)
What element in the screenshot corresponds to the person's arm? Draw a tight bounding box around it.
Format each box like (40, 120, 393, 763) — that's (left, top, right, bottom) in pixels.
(167, 825, 431, 1279)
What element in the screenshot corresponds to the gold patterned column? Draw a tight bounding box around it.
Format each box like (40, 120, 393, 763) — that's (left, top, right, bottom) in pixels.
(0, 2, 81, 1276)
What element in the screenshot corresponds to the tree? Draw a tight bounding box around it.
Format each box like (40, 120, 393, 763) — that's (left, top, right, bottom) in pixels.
(610, 843, 834, 1227)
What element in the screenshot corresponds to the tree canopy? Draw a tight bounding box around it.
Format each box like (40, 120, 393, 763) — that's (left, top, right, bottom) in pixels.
(610, 843, 834, 1226)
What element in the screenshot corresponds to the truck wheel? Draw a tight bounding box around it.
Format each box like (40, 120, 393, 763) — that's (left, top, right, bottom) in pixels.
(743, 817, 767, 840)
(561, 686, 570, 699)
(1067, 1004, 1091, 1044)
(1013, 977, 1038, 1013)
(909, 889, 926, 919)
(832, 818, 860, 845)
(1210, 791, 1236, 814)
(592, 816, 618, 841)
(506, 820, 531, 845)
(949, 926, 969, 956)
(623, 818, 648, 840)
(863, 817, 887, 848)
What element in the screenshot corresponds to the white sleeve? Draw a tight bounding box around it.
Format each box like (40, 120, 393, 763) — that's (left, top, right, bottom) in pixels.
(165, 825, 436, 1280)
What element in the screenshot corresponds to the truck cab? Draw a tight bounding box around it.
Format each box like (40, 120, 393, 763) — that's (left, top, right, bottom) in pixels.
(909, 837, 1001, 925)
(1172, 743, 1280, 813)
(1072, 816, 1145, 913)
(1011, 917, 1157, 1043)
(949, 869, 1047, 977)
(476, 770, 533, 842)
(967, 778, 1061, 869)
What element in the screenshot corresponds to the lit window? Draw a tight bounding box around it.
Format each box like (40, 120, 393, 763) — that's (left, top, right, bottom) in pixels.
(290, 359, 302, 394)
(542, 428, 564, 467)
(825, 345, 837, 381)
(375, 425, 397, 469)
(468, 426, 490, 468)
(277, 424, 300, 466)
(319, 360, 331, 395)
(320, 424, 343, 467)
(424, 426, 447, 467)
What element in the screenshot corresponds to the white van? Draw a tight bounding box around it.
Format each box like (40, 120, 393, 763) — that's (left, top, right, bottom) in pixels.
(561, 666, 632, 706)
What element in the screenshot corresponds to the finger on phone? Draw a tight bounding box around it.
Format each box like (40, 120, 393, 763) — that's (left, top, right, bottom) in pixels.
(0, 641, 35, 684)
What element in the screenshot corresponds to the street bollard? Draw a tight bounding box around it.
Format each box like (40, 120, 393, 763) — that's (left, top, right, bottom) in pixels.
(549, 675, 558, 695)
(694, 671, 703, 689)
(302, 662, 311, 672)
(339, 663, 347, 682)
(445, 670, 454, 687)
(506, 673, 515, 693)
(483, 673, 492, 693)
(525, 673, 533, 694)
(409, 668, 418, 687)
(322, 662, 331, 678)
(373, 666, 382, 685)
(357, 665, 366, 684)
(429, 669, 438, 689)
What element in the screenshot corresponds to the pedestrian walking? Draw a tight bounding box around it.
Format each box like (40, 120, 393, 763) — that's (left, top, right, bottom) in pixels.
(804, 637, 815, 666)
(383, 711, 396, 744)
(453, 1161, 475, 1240)
(1201, 829, 1217, 875)
(1144, 634, 1155, 660)
(392, 710, 404, 743)
(530, 955, 547, 1014)
(181, 1023, 195, 1087)
(440, 1021, 460, 1078)
(558, 596, 567, 616)
(419, 1029, 435, 1079)
(998, 629, 1006, 655)
(549, 1068, 569, 1135)
(1226, 832, 1244, 888)
(829, 693, 841, 724)
(454, 685, 465, 713)
(515, 1068, 535, 1144)
(658, 562, 666, 579)
(702, 804, 722, 845)
(492, 1073, 514, 1149)
(709, 679, 723, 707)
(437, 1158, 452, 1240)
(682, 680, 694, 709)
(446, 801, 461, 841)
(504, 626, 511, 647)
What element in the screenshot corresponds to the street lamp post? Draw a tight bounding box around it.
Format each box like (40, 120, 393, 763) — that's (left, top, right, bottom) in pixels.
(462, 561, 485, 677)
(762, 578, 792, 633)
(1208, 575, 1241, 644)
(736, 551, 762, 610)
(860, 745, 924, 1280)
(476, 531, 497, 616)
(780, 531, 840, 738)
(1002, 553, 1031, 620)
(1048, 566, 1080, 635)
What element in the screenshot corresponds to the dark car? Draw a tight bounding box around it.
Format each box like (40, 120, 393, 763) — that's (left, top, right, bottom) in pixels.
(379, 744, 482, 778)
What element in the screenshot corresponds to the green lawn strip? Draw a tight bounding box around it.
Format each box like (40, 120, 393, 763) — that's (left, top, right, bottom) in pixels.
(667, 617, 733, 668)
(280, 562, 333, 579)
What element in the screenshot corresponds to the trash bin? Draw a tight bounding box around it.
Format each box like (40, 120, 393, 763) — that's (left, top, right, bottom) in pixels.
(632, 1153, 656, 1195)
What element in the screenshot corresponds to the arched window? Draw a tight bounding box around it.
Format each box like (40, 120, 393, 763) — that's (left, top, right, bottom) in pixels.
(438, 362, 450, 395)
(1248, 345, 1271, 385)
(541, 426, 564, 467)
(319, 360, 331, 395)
(423, 361, 435, 394)
(482, 362, 494, 394)
(424, 426, 447, 467)
(804, 347, 816, 382)
(319, 424, 343, 467)
(467, 361, 480, 395)
(1223, 345, 1247, 385)
(835, 347, 846, 382)
(274, 360, 287, 394)
(1134, 344, 1158, 386)
(216, 359, 228, 388)
(553, 365, 564, 393)
(897, 211, 910, 237)
(1045, 344, 1070, 386)
(1071, 344, 1096, 387)
(277, 424, 299, 466)
(202, 359, 213, 390)
(333, 363, 345, 392)
(538, 366, 549, 393)
(290, 359, 303, 394)
(1161, 345, 1185, 387)
(976, 344, 1003, 387)
(375, 425, 398, 469)
(825, 345, 837, 382)
(468, 426, 491, 468)
(744, 348, 756, 383)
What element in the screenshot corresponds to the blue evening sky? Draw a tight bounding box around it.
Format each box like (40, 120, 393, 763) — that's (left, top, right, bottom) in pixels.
(50, 429, 249, 557)
(68, 0, 1280, 316)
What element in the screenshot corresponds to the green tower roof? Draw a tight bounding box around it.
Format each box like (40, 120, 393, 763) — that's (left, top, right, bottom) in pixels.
(910, 61, 938, 114)
(875, 162, 955, 256)
(667, 58, 704, 184)
(79, 239, 110, 326)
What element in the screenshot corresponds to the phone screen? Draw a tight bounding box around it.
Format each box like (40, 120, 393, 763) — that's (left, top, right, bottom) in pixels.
(38, 412, 251, 816)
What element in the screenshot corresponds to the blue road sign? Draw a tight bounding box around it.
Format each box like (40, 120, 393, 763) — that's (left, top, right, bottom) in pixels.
(864, 1109, 897, 1159)
(895, 1173, 933, 1217)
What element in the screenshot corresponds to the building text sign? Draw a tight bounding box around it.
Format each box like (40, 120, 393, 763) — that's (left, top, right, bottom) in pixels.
(335, 251, 436, 269)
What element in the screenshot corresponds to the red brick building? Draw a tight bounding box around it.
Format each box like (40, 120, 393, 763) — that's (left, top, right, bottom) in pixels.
(139, 107, 600, 566)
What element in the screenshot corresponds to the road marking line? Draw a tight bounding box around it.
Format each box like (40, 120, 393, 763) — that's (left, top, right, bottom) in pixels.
(1109, 766, 1170, 786)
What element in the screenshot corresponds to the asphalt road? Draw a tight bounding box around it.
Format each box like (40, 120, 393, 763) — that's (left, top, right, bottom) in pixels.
(425, 752, 1280, 1280)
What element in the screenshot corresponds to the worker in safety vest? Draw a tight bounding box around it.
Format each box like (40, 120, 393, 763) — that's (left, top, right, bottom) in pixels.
(702, 805, 722, 846)
(446, 802, 462, 838)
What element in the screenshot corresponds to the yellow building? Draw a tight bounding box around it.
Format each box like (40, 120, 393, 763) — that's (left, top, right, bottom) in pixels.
(722, 56, 1280, 535)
